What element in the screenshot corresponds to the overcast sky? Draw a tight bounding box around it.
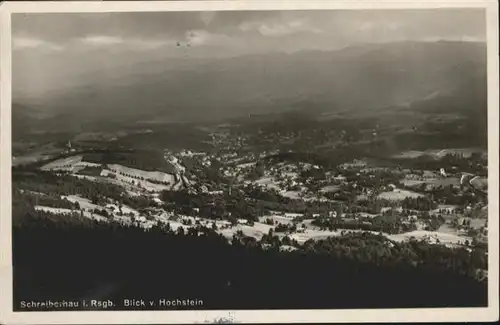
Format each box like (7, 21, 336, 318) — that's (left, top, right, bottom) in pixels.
(12, 9, 486, 100)
(13, 9, 486, 55)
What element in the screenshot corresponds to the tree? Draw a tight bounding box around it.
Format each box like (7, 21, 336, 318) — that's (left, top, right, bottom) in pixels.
(177, 226, 185, 236)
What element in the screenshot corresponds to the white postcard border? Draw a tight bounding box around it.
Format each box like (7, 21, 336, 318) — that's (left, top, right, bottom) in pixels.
(0, 1, 498, 324)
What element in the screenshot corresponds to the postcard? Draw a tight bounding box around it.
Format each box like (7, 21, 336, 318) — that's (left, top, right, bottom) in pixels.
(0, 1, 498, 323)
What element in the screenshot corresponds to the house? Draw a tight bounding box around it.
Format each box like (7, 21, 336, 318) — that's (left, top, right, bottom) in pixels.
(408, 215, 418, 222)
(328, 211, 337, 218)
(136, 216, 147, 223)
(284, 213, 303, 219)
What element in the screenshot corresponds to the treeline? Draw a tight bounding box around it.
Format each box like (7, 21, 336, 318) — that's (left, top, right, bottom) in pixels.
(13, 170, 125, 201)
(349, 199, 394, 214)
(12, 210, 487, 310)
(161, 189, 260, 222)
(76, 166, 103, 176)
(12, 149, 134, 171)
(429, 185, 482, 206)
(13, 190, 79, 211)
(82, 150, 175, 174)
(393, 152, 487, 174)
(12, 171, 160, 214)
(402, 197, 439, 211)
(264, 151, 347, 171)
(160, 187, 339, 222)
(311, 217, 417, 235)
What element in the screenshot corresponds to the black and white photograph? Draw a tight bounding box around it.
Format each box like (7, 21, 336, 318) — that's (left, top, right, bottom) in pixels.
(0, 1, 498, 324)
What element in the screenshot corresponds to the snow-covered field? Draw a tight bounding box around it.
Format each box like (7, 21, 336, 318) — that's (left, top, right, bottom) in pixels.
(61, 195, 101, 210)
(41, 155, 101, 173)
(320, 185, 341, 193)
(105, 203, 140, 216)
(73, 174, 98, 182)
(403, 177, 460, 188)
(106, 164, 176, 184)
(100, 169, 171, 192)
(34, 205, 108, 222)
(13, 154, 53, 166)
(254, 177, 280, 190)
(377, 189, 423, 200)
(282, 227, 470, 246)
(392, 148, 484, 159)
(35, 202, 472, 247)
(35, 202, 158, 229)
(259, 215, 295, 225)
(357, 212, 379, 219)
(34, 206, 74, 214)
(428, 177, 461, 186)
(236, 162, 256, 169)
(264, 212, 304, 220)
(402, 179, 426, 186)
(387, 230, 471, 246)
(280, 190, 301, 199)
(217, 222, 273, 241)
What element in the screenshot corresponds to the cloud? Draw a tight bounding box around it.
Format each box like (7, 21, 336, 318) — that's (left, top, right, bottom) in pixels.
(13, 37, 63, 51)
(356, 21, 401, 34)
(76, 34, 177, 50)
(132, 39, 175, 50)
(11, 9, 486, 59)
(186, 30, 232, 47)
(239, 19, 322, 37)
(80, 35, 124, 46)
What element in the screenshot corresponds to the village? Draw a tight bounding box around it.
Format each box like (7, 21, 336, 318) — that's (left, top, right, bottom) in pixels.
(28, 135, 489, 251)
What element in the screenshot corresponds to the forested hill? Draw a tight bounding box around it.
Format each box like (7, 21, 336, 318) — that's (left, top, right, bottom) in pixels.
(13, 211, 487, 311)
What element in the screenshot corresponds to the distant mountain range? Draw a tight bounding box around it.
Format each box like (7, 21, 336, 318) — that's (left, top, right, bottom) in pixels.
(12, 40, 487, 136)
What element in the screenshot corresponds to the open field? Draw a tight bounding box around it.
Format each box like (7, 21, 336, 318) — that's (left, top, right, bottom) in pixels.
(40, 155, 102, 173)
(13, 154, 53, 166)
(106, 164, 176, 183)
(281, 190, 301, 199)
(34, 205, 108, 222)
(254, 177, 280, 190)
(377, 189, 424, 200)
(259, 215, 295, 225)
(387, 230, 471, 246)
(402, 179, 426, 186)
(102, 169, 172, 192)
(470, 176, 487, 191)
(392, 148, 486, 159)
(320, 185, 341, 193)
(428, 177, 460, 186)
(34, 193, 476, 249)
(61, 195, 102, 211)
(402, 176, 460, 188)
